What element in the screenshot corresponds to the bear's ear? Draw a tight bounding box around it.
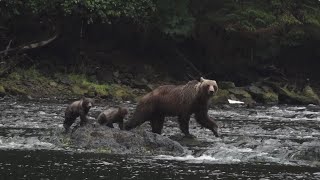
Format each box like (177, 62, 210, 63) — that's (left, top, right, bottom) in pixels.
(200, 77, 205, 82)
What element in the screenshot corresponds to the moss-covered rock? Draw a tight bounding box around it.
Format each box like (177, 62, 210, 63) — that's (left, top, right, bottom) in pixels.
(49, 81, 58, 87)
(229, 87, 252, 99)
(5, 86, 27, 95)
(111, 84, 136, 101)
(275, 85, 319, 105)
(211, 89, 230, 104)
(8, 72, 21, 81)
(302, 85, 320, 105)
(71, 85, 88, 95)
(92, 84, 109, 98)
(0, 85, 6, 96)
(219, 81, 236, 89)
(247, 84, 278, 104)
(262, 91, 279, 104)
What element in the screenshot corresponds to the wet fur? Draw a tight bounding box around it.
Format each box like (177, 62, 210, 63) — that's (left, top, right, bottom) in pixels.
(63, 97, 94, 132)
(97, 107, 128, 130)
(125, 78, 219, 137)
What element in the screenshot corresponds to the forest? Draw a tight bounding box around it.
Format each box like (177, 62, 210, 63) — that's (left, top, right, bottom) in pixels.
(1, 0, 320, 104)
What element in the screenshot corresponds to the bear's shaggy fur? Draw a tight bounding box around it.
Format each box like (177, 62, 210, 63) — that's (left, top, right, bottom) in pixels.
(97, 107, 128, 130)
(63, 97, 94, 132)
(125, 77, 219, 137)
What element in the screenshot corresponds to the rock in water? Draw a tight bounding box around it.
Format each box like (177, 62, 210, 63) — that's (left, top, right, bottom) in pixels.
(52, 124, 185, 156)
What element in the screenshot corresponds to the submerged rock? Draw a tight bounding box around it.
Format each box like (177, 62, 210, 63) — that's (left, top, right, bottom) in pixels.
(52, 124, 185, 156)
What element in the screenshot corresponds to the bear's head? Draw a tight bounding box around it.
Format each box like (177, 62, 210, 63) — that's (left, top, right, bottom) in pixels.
(81, 97, 94, 112)
(198, 77, 218, 97)
(118, 107, 128, 117)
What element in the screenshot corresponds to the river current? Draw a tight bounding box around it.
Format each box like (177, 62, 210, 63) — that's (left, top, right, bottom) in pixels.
(0, 97, 319, 179)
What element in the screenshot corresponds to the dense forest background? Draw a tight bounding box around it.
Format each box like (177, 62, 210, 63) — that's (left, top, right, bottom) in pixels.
(1, 0, 320, 102)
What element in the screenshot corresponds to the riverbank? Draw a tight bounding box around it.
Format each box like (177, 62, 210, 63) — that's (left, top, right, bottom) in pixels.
(0, 66, 319, 106)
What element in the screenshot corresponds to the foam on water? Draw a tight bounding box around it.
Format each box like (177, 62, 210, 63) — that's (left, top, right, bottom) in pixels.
(155, 154, 241, 163)
(0, 136, 56, 150)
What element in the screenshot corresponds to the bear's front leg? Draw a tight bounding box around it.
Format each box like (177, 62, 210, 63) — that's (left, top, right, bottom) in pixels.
(63, 111, 77, 132)
(118, 121, 124, 130)
(106, 123, 114, 128)
(195, 111, 219, 137)
(151, 115, 165, 134)
(63, 117, 76, 132)
(79, 114, 88, 127)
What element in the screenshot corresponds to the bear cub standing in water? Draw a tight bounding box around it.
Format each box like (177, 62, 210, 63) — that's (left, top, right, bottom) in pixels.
(97, 107, 128, 130)
(63, 97, 94, 132)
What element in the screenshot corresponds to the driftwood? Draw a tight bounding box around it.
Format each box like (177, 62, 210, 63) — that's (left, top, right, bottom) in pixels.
(3, 40, 12, 56)
(0, 33, 58, 55)
(0, 19, 59, 56)
(0, 20, 59, 77)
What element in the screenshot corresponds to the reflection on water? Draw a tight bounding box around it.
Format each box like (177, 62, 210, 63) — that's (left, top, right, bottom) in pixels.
(0, 97, 320, 179)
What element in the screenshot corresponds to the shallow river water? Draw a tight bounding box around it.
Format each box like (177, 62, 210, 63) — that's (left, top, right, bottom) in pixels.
(0, 97, 320, 179)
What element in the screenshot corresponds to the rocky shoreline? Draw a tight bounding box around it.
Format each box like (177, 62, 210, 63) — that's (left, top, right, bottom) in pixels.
(0, 67, 319, 106)
(212, 79, 320, 106)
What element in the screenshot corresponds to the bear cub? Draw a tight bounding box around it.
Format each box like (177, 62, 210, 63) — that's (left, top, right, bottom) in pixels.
(63, 97, 94, 132)
(97, 107, 128, 130)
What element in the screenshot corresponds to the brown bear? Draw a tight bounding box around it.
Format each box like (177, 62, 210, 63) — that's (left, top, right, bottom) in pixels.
(97, 107, 128, 130)
(124, 77, 219, 137)
(63, 97, 94, 132)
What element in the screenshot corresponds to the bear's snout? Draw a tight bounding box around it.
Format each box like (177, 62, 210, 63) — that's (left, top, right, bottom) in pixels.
(88, 102, 92, 108)
(208, 85, 215, 95)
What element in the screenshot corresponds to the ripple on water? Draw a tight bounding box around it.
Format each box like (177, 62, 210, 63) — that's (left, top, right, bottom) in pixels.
(0, 136, 56, 150)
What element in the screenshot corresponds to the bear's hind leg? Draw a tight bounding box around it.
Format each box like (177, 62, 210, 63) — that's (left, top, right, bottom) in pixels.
(178, 115, 194, 138)
(118, 121, 124, 130)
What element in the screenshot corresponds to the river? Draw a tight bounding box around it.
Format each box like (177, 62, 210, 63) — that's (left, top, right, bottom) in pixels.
(0, 97, 320, 179)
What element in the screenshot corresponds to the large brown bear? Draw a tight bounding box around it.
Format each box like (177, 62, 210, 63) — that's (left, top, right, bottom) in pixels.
(124, 77, 219, 137)
(63, 97, 94, 132)
(97, 107, 128, 130)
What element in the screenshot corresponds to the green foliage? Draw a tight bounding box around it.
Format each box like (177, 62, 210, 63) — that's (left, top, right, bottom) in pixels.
(1, 0, 320, 47)
(67, 73, 135, 99)
(280, 29, 306, 46)
(0, 85, 5, 95)
(1, 0, 156, 23)
(1, 0, 195, 36)
(202, 0, 320, 32)
(155, 0, 195, 36)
